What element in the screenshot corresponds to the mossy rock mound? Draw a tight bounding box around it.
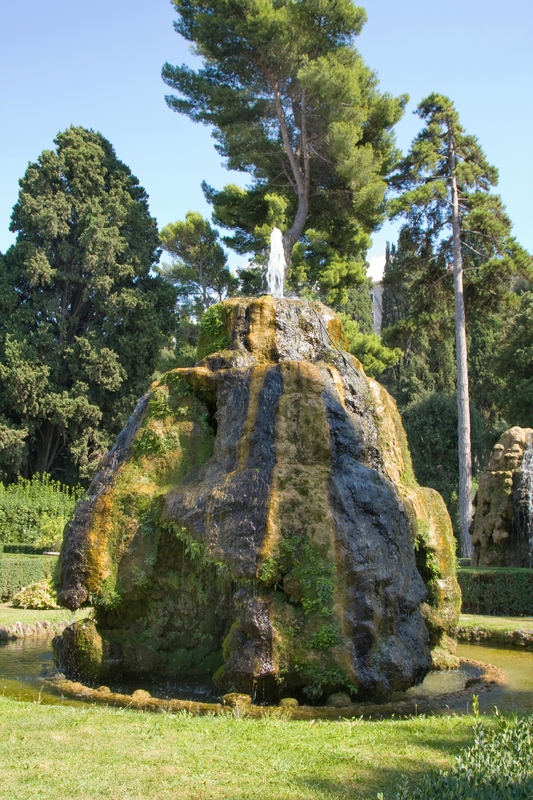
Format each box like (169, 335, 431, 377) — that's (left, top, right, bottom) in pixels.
(56, 297, 460, 702)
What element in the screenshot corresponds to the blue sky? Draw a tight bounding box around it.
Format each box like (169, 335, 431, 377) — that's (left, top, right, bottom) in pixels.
(1, 0, 531, 280)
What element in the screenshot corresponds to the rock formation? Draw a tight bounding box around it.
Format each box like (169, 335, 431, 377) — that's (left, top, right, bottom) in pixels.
(471, 426, 533, 567)
(56, 297, 460, 702)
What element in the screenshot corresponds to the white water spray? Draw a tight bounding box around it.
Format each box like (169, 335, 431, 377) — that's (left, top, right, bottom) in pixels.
(521, 439, 533, 567)
(266, 227, 286, 298)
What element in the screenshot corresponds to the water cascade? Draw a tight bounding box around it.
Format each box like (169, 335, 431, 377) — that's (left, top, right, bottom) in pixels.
(266, 227, 286, 298)
(518, 439, 533, 568)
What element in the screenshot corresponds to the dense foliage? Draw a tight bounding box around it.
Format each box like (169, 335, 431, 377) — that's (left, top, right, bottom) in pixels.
(0, 127, 177, 483)
(401, 393, 486, 532)
(338, 312, 401, 377)
(0, 474, 83, 551)
(494, 289, 533, 428)
(163, 0, 406, 306)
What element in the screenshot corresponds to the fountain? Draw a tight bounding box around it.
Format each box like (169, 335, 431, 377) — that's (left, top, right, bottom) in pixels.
(55, 296, 460, 703)
(266, 227, 286, 298)
(519, 440, 533, 568)
(471, 427, 533, 567)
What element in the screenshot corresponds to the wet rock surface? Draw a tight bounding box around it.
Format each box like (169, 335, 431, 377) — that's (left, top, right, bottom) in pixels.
(56, 297, 460, 702)
(471, 426, 533, 566)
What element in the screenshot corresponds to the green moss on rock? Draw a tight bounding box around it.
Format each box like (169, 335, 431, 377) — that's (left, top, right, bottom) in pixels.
(196, 304, 233, 362)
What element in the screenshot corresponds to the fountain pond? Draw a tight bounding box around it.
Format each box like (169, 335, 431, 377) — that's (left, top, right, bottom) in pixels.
(2, 637, 532, 717)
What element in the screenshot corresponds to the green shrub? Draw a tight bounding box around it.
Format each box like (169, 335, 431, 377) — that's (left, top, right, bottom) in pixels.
(458, 567, 533, 616)
(11, 578, 60, 609)
(0, 474, 83, 550)
(196, 303, 232, 361)
(388, 700, 533, 799)
(0, 554, 58, 601)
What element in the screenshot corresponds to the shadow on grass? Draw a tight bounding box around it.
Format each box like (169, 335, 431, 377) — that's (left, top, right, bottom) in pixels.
(296, 724, 475, 799)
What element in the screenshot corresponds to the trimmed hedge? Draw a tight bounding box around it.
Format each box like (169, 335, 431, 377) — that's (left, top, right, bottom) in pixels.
(0, 554, 58, 601)
(458, 567, 533, 616)
(0, 544, 48, 555)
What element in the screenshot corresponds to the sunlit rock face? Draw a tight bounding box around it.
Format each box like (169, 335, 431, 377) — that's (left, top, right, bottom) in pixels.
(471, 427, 533, 567)
(56, 297, 460, 702)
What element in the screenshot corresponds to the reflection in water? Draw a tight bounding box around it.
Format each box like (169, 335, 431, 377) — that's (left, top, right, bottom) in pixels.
(0, 637, 219, 707)
(457, 643, 533, 714)
(1, 638, 533, 714)
(0, 637, 79, 707)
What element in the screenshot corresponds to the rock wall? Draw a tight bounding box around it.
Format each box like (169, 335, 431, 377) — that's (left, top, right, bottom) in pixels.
(56, 297, 460, 701)
(471, 426, 533, 567)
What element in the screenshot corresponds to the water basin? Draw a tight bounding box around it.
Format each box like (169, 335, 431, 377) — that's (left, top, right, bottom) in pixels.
(2, 638, 533, 714)
(0, 637, 218, 707)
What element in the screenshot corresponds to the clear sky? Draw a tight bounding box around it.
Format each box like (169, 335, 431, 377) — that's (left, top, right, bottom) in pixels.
(1, 0, 531, 281)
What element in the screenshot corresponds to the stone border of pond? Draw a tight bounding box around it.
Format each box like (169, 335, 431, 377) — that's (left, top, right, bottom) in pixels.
(452, 617, 533, 651)
(0, 619, 71, 641)
(455, 626, 533, 650)
(42, 658, 506, 720)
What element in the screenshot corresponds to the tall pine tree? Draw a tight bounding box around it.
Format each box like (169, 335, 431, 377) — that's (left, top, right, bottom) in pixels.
(389, 95, 530, 555)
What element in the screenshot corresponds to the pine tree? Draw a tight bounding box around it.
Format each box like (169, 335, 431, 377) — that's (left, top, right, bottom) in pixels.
(389, 95, 530, 555)
(162, 0, 406, 304)
(159, 212, 237, 318)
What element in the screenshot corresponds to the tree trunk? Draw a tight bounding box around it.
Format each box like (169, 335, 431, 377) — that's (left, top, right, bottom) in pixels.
(271, 82, 309, 269)
(450, 139, 473, 558)
(34, 421, 63, 476)
(282, 193, 309, 268)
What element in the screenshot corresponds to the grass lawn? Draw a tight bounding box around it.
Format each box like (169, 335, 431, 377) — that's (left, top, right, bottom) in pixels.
(0, 696, 474, 800)
(0, 609, 513, 798)
(0, 603, 88, 627)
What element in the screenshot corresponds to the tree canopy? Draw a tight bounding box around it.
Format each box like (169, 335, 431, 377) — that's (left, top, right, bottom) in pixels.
(162, 0, 406, 305)
(0, 126, 176, 484)
(159, 211, 237, 318)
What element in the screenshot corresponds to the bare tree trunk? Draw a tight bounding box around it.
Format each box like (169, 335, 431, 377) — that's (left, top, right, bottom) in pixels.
(35, 421, 63, 476)
(450, 139, 473, 558)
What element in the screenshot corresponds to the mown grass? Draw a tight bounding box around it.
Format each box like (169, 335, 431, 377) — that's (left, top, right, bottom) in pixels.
(0, 602, 88, 627)
(458, 614, 533, 632)
(0, 696, 475, 800)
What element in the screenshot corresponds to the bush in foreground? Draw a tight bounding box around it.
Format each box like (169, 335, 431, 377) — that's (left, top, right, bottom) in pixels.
(386, 698, 533, 799)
